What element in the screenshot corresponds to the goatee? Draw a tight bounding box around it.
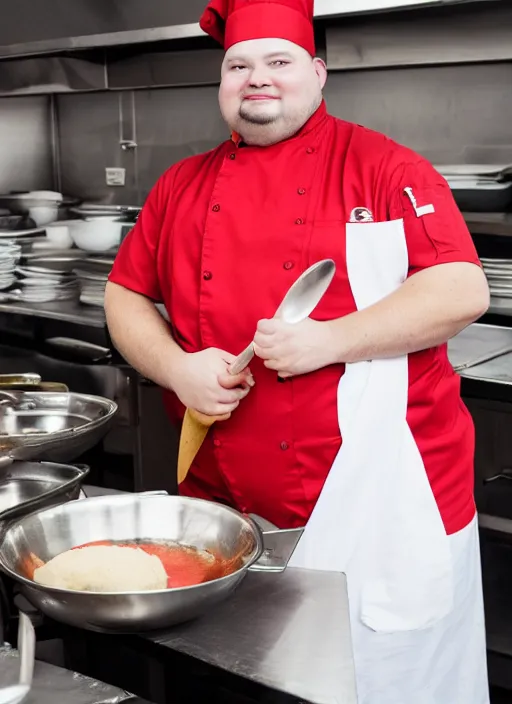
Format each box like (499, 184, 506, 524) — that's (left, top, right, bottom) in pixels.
(238, 106, 279, 125)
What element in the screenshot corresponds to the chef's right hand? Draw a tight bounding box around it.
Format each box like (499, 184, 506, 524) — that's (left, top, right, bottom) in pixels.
(170, 348, 254, 416)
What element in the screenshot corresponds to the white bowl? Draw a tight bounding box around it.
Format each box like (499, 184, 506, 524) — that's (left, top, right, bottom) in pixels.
(28, 205, 59, 227)
(68, 219, 123, 252)
(45, 223, 73, 249)
(27, 190, 63, 202)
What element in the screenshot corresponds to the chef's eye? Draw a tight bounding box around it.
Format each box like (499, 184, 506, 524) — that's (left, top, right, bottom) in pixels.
(231, 65, 247, 71)
(270, 60, 289, 67)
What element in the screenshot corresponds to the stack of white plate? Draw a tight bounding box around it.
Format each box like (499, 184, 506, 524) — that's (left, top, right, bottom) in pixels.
(74, 266, 109, 307)
(14, 263, 79, 303)
(0, 243, 21, 290)
(481, 257, 512, 299)
(436, 165, 512, 212)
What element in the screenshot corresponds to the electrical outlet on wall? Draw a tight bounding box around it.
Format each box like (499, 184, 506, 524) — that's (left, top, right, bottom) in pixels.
(105, 167, 126, 186)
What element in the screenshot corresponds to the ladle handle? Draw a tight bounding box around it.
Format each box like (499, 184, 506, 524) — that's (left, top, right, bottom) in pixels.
(18, 612, 35, 687)
(229, 343, 255, 376)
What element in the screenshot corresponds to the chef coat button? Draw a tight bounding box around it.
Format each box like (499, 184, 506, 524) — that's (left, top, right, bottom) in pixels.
(283, 261, 294, 270)
(280, 441, 289, 451)
(203, 271, 213, 280)
(297, 188, 306, 195)
(212, 204, 221, 212)
(229, 153, 236, 160)
(295, 218, 304, 225)
(306, 147, 315, 154)
(213, 438, 221, 447)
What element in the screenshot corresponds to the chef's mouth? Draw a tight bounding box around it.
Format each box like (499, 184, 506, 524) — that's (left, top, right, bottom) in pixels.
(243, 95, 280, 101)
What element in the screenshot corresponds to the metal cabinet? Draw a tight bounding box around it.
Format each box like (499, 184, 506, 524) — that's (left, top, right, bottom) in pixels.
(465, 396, 512, 522)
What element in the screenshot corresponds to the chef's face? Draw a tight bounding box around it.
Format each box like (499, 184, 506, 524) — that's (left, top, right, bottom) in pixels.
(219, 38, 327, 146)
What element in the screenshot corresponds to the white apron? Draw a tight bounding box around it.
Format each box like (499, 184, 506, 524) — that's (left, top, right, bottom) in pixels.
(289, 218, 489, 704)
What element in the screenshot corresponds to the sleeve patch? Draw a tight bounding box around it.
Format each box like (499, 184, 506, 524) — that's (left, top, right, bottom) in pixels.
(403, 186, 435, 217)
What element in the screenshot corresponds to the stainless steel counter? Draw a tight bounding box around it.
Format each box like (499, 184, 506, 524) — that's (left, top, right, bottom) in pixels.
(458, 352, 512, 386)
(464, 212, 512, 238)
(447, 323, 512, 371)
(82, 485, 358, 704)
(0, 300, 105, 329)
(0, 643, 147, 704)
(444, 323, 512, 386)
(147, 567, 357, 704)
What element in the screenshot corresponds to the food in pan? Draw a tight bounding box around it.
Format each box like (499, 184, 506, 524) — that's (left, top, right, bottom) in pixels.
(25, 537, 251, 592)
(33, 544, 168, 592)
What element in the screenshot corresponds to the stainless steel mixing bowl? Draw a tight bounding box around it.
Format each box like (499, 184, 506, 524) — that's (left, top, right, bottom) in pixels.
(0, 460, 89, 521)
(0, 493, 303, 633)
(0, 391, 117, 463)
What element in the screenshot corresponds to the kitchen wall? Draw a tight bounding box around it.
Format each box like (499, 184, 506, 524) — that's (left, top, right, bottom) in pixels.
(0, 0, 510, 204)
(56, 85, 227, 205)
(0, 95, 52, 193)
(325, 62, 512, 166)
(52, 59, 512, 205)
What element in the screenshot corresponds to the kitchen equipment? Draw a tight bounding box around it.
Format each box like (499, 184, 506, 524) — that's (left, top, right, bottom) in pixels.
(0, 391, 117, 463)
(70, 204, 141, 218)
(0, 375, 66, 394)
(20, 254, 88, 269)
(177, 258, 337, 485)
(0, 247, 17, 291)
(448, 180, 512, 213)
(480, 257, 512, 299)
(0, 192, 62, 218)
(27, 206, 58, 228)
(44, 223, 72, 249)
(0, 375, 41, 389)
(0, 461, 89, 525)
(447, 323, 512, 372)
(13, 259, 80, 304)
(0, 613, 35, 704)
(65, 218, 124, 252)
(435, 164, 512, 211)
(436, 164, 512, 181)
(74, 260, 112, 308)
(0, 229, 46, 241)
(0, 215, 24, 230)
(0, 493, 303, 632)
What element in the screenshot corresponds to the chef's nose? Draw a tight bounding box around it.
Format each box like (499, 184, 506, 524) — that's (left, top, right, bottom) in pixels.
(248, 66, 272, 87)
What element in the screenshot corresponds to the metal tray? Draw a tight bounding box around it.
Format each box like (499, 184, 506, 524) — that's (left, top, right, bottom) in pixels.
(0, 460, 89, 522)
(457, 351, 512, 386)
(448, 323, 512, 371)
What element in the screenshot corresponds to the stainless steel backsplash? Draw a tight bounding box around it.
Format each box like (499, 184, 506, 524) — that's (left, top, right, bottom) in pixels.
(53, 61, 512, 205)
(0, 0, 511, 204)
(56, 85, 227, 204)
(0, 95, 52, 193)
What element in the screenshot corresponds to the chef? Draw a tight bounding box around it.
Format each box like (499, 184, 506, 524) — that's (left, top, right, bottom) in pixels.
(105, 0, 491, 701)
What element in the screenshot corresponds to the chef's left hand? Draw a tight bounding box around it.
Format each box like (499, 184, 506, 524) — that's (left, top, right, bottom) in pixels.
(253, 318, 334, 378)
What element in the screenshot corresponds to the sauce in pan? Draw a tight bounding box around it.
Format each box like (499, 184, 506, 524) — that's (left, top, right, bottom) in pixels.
(73, 540, 224, 588)
(22, 536, 254, 589)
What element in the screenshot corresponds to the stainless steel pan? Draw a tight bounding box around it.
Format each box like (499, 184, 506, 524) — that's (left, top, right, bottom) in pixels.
(0, 493, 303, 633)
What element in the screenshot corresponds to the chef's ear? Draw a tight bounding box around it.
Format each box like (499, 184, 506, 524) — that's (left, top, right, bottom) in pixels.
(313, 57, 327, 89)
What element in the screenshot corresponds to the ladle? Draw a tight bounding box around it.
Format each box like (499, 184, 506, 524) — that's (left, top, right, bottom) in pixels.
(177, 259, 336, 484)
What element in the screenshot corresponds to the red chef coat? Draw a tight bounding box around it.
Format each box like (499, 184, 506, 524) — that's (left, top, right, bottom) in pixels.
(109, 101, 481, 534)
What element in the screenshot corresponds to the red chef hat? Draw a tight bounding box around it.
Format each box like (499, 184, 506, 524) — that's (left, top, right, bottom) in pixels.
(199, 0, 315, 57)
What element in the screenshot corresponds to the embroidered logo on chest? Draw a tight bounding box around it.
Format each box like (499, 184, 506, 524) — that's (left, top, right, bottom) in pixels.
(349, 207, 374, 223)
